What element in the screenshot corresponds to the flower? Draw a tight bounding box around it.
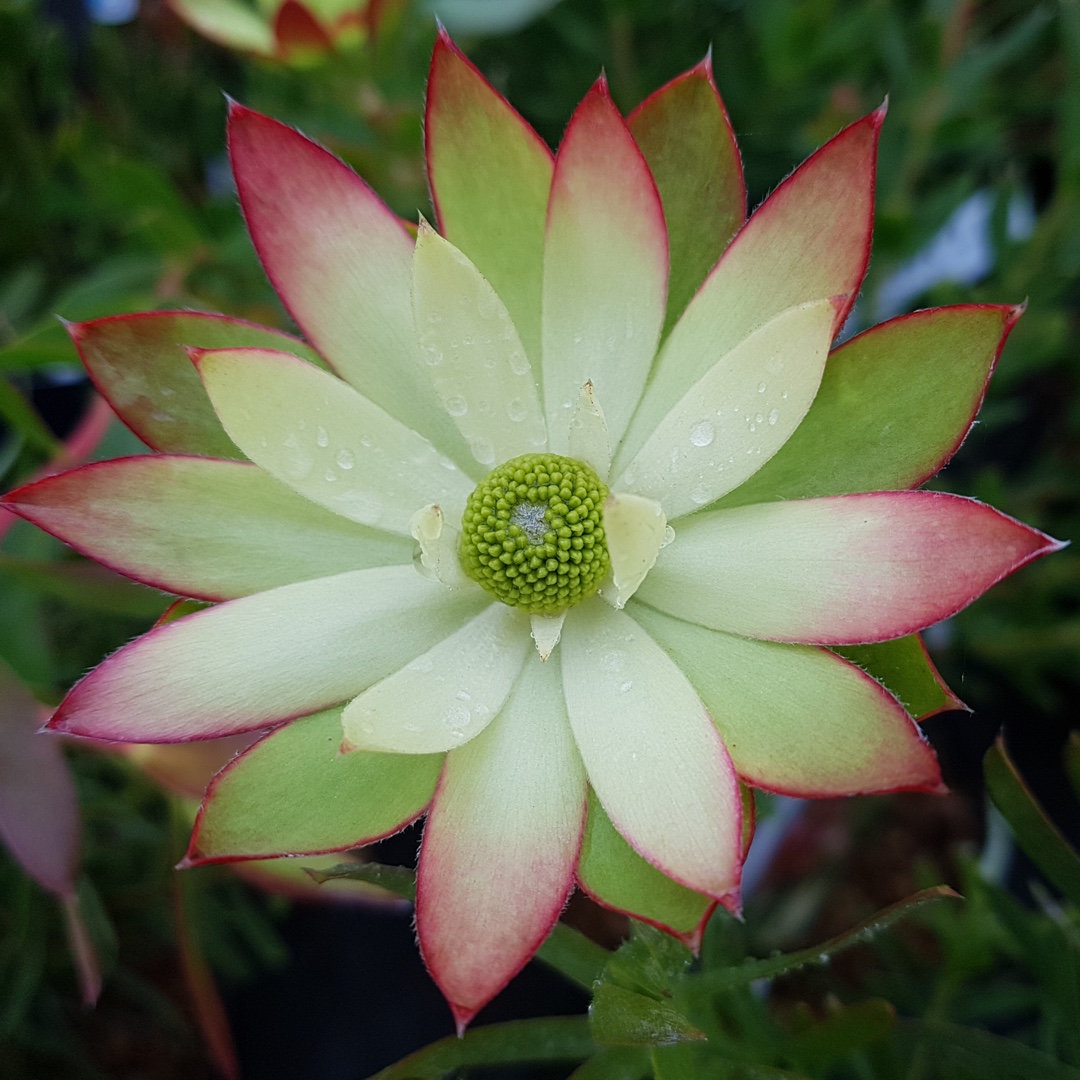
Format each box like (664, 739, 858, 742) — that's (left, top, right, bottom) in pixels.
(2, 32, 1062, 1028)
(168, 0, 392, 63)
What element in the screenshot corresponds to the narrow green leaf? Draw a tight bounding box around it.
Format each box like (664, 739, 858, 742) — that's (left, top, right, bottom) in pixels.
(984, 737, 1080, 905)
(568, 1046, 652, 1080)
(536, 921, 612, 992)
(787, 999, 895, 1069)
(0, 379, 61, 456)
(590, 982, 705, 1048)
(900, 1018, 1080, 1080)
(696, 886, 961, 992)
(368, 1016, 596, 1080)
(303, 861, 417, 901)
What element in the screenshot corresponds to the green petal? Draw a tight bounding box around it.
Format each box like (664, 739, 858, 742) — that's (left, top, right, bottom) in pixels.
(188, 707, 443, 861)
(169, 0, 275, 55)
(577, 790, 712, 942)
(833, 635, 964, 720)
(631, 604, 943, 796)
(717, 305, 1020, 509)
(69, 312, 325, 457)
(426, 31, 553, 373)
(628, 57, 746, 337)
(2, 456, 411, 600)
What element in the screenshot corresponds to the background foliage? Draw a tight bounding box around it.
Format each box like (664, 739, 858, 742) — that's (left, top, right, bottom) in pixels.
(1, 0, 1078, 1076)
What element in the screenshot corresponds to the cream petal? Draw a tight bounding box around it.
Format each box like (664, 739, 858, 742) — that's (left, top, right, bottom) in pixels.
(560, 601, 742, 900)
(567, 380, 611, 480)
(599, 492, 668, 610)
(340, 604, 531, 754)
(412, 223, 547, 468)
(410, 503, 474, 590)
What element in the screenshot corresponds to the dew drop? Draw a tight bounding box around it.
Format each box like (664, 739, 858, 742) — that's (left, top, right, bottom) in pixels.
(315, 425, 330, 447)
(506, 397, 528, 422)
(768, 408, 780, 426)
(443, 703, 471, 729)
(508, 350, 530, 376)
(160, 386, 176, 398)
(421, 344, 444, 366)
(619, 681, 633, 693)
(661, 525, 676, 548)
(470, 436, 496, 465)
(600, 650, 625, 673)
(360, 435, 373, 449)
(690, 483, 710, 505)
(324, 468, 337, 482)
(446, 396, 468, 417)
(755, 413, 764, 425)
(408, 656, 434, 674)
(476, 286, 498, 319)
(150, 410, 174, 423)
(757, 382, 766, 394)
(297, 419, 307, 431)
(336, 448, 356, 470)
(689, 420, 715, 447)
(455, 690, 471, 702)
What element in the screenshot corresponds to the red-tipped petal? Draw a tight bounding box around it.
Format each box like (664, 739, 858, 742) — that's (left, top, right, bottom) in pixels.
(542, 79, 668, 454)
(639, 491, 1065, 645)
(417, 657, 585, 1026)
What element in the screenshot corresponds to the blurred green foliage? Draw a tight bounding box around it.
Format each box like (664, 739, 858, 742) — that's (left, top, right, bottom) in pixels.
(1, 0, 1079, 1075)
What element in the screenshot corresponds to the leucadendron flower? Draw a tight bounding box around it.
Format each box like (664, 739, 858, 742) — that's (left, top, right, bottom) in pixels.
(3, 32, 1063, 1028)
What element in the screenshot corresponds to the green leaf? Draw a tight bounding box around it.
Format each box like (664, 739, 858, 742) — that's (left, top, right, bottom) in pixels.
(716, 305, 1014, 509)
(578, 790, 713, 941)
(590, 982, 706, 1048)
(628, 60, 745, 337)
(536, 921, 612, 992)
(832, 634, 962, 719)
(368, 1016, 596, 1080)
(696, 886, 961, 992)
(606, 921, 694, 1001)
(568, 1047, 652, 1080)
(984, 737, 1080, 905)
(303, 861, 417, 901)
(900, 1018, 1080, 1080)
(0, 379, 61, 456)
(786, 999, 895, 1070)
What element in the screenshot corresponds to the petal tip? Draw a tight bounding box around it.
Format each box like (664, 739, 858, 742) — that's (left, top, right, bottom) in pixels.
(1006, 299, 1029, 329)
(871, 97, 889, 128)
(450, 1002, 477, 1037)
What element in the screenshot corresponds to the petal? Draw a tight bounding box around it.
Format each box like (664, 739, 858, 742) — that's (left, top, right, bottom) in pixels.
(1, 456, 411, 601)
(169, 0, 275, 55)
(567, 380, 611, 480)
(272, 0, 333, 59)
(560, 601, 742, 900)
(426, 30, 553, 371)
(69, 312, 324, 457)
(411, 504, 474, 590)
(599, 492, 669, 610)
(49, 566, 485, 741)
(628, 55, 746, 335)
(194, 347, 474, 536)
(186, 707, 442, 863)
(834, 635, 965, 720)
(577, 790, 714, 945)
(619, 107, 882, 466)
(0, 666, 79, 897)
(530, 612, 566, 661)
(631, 604, 943, 796)
(542, 80, 668, 454)
(637, 492, 1065, 645)
(718, 304, 1022, 509)
(340, 604, 531, 754)
(227, 103, 470, 464)
(615, 299, 837, 518)
(417, 655, 586, 1029)
(412, 223, 546, 468)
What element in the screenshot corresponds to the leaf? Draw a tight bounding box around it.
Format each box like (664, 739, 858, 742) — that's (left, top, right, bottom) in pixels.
(984, 737, 1080, 905)
(302, 861, 417, 901)
(567, 1047, 652, 1080)
(590, 982, 706, 1048)
(786, 999, 895, 1069)
(367, 1016, 596, 1080)
(900, 1018, 1080, 1080)
(606, 921, 694, 1000)
(695, 886, 961, 992)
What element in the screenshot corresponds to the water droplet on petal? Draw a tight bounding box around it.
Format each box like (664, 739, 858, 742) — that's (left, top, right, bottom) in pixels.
(755, 413, 764, 425)
(506, 398, 528, 422)
(360, 435, 373, 449)
(455, 690, 471, 702)
(324, 468, 337, 482)
(757, 382, 766, 394)
(508, 350, 530, 375)
(619, 681, 632, 693)
(446, 396, 468, 417)
(336, 448, 356, 469)
(316, 426, 329, 447)
(443, 703, 471, 729)
(470, 436, 496, 466)
(689, 420, 714, 447)
(768, 408, 780, 425)
(600, 650, 625, 673)
(690, 483, 710, 505)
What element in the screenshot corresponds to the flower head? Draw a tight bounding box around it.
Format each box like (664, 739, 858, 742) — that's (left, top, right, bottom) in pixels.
(2, 32, 1063, 1028)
